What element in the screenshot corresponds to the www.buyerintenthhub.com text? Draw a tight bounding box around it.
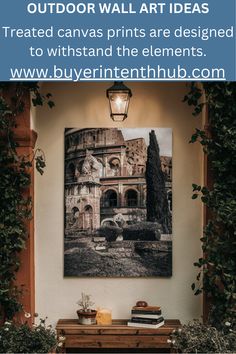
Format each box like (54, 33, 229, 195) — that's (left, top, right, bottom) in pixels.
(10, 65, 225, 81)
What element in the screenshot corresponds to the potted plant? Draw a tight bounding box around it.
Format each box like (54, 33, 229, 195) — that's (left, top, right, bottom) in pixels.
(77, 293, 97, 325)
(169, 319, 236, 353)
(0, 313, 58, 353)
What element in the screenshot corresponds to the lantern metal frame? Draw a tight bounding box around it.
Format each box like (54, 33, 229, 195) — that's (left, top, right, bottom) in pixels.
(106, 81, 132, 121)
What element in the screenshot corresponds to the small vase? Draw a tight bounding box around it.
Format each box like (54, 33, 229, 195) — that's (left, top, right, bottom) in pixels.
(77, 310, 97, 325)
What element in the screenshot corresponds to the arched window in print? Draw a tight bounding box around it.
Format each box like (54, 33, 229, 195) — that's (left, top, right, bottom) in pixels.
(72, 207, 79, 217)
(70, 207, 80, 227)
(66, 163, 75, 181)
(103, 190, 118, 207)
(125, 189, 138, 207)
(108, 158, 120, 176)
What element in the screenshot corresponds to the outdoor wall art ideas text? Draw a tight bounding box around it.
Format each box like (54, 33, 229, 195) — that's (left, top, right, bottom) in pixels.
(64, 128, 172, 277)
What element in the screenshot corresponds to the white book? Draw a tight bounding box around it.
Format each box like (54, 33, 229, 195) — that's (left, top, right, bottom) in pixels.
(131, 313, 162, 319)
(127, 320, 165, 329)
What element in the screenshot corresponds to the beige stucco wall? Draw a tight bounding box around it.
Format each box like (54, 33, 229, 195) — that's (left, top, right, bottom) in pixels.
(34, 82, 203, 326)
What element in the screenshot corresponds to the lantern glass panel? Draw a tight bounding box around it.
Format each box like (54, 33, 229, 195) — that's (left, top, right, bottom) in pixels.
(108, 91, 130, 121)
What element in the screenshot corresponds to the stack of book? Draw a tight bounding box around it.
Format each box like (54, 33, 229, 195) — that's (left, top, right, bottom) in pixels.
(127, 305, 164, 329)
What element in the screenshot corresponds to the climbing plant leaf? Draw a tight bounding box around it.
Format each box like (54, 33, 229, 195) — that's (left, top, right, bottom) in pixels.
(0, 83, 54, 320)
(185, 82, 236, 329)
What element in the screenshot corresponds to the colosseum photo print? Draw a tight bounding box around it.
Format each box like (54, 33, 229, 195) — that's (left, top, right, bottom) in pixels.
(64, 128, 172, 277)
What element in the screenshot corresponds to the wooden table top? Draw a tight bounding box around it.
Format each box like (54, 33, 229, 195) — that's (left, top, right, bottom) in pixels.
(56, 319, 181, 334)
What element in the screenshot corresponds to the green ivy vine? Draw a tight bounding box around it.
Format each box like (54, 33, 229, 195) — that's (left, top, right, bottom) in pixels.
(184, 82, 236, 328)
(0, 83, 54, 320)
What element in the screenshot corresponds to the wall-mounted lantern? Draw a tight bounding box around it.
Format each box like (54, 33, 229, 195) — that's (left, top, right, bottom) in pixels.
(106, 81, 132, 122)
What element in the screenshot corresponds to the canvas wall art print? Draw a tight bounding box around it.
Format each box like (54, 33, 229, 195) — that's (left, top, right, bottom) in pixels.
(64, 128, 172, 277)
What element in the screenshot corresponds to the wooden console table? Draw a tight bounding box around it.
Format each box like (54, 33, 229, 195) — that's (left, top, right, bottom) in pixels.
(56, 319, 181, 353)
